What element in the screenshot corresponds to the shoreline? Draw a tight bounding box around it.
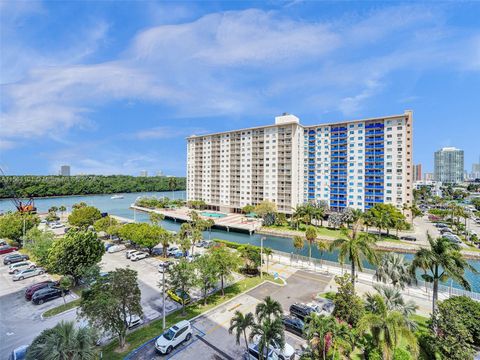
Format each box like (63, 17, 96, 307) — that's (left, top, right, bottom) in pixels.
(257, 228, 480, 260)
(0, 190, 187, 201)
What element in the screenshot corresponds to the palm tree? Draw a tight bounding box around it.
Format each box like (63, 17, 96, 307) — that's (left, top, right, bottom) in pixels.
(304, 314, 335, 360)
(255, 296, 283, 322)
(160, 232, 174, 257)
(375, 253, 411, 289)
(358, 295, 417, 360)
(205, 218, 215, 240)
(330, 222, 378, 290)
(229, 311, 255, 352)
(264, 247, 273, 273)
(168, 177, 178, 200)
(59, 205, 67, 220)
(410, 234, 477, 317)
(249, 317, 285, 360)
(293, 235, 304, 258)
(305, 225, 317, 263)
(26, 321, 97, 360)
(316, 239, 329, 267)
(191, 228, 202, 255)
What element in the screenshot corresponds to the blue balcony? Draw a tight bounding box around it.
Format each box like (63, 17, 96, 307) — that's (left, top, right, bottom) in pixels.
(331, 126, 348, 132)
(366, 171, 384, 176)
(308, 166, 315, 170)
(331, 140, 347, 145)
(330, 196, 347, 201)
(331, 146, 347, 151)
(365, 185, 384, 190)
(308, 130, 316, 134)
(365, 165, 383, 170)
(331, 190, 347, 195)
(365, 123, 384, 129)
(365, 191, 384, 196)
(365, 151, 384, 156)
(331, 165, 347, 169)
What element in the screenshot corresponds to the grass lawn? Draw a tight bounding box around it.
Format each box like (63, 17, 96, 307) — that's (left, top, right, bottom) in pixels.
(101, 274, 280, 360)
(43, 298, 81, 318)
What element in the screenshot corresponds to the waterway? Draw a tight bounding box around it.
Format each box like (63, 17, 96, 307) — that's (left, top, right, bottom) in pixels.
(1, 191, 479, 292)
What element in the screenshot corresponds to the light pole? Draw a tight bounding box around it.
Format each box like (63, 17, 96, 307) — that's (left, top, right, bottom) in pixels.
(162, 267, 166, 329)
(260, 237, 265, 279)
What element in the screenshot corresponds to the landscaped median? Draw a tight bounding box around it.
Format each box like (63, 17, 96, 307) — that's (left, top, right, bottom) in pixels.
(101, 274, 282, 360)
(42, 298, 81, 318)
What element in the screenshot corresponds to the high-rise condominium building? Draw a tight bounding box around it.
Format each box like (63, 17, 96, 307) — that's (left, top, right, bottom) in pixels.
(140, 170, 148, 177)
(413, 164, 422, 181)
(434, 147, 464, 184)
(187, 111, 413, 214)
(60, 165, 70, 176)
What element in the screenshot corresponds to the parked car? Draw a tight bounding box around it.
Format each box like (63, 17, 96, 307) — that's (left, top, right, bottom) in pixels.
(0, 239, 7, 246)
(169, 249, 184, 259)
(13, 267, 45, 281)
(32, 287, 67, 305)
(0, 245, 18, 255)
(8, 261, 35, 274)
(107, 244, 126, 253)
(281, 315, 304, 337)
(289, 303, 315, 321)
(127, 314, 143, 329)
(306, 299, 335, 316)
(130, 252, 149, 261)
(126, 249, 138, 259)
(158, 261, 174, 273)
(440, 227, 453, 234)
(151, 247, 164, 256)
(166, 246, 179, 256)
(252, 335, 294, 360)
(167, 289, 191, 304)
(400, 236, 417, 242)
(434, 223, 448, 228)
(245, 343, 279, 360)
(50, 223, 65, 229)
(3, 253, 29, 265)
(25, 280, 59, 301)
(8, 345, 28, 360)
(155, 320, 193, 354)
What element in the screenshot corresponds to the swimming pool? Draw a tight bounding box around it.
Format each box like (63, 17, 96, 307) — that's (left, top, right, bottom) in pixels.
(200, 211, 227, 218)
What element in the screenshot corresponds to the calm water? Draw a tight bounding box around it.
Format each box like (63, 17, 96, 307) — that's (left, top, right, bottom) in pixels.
(1, 191, 478, 292)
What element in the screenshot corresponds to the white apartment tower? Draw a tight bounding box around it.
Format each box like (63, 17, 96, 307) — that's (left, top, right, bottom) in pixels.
(187, 111, 413, 214)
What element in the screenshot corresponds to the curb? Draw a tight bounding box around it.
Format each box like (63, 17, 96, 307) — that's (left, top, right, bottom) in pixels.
(41, 305, 79, 320)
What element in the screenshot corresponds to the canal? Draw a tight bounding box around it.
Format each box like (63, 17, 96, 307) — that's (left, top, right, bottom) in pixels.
(1, 191, 479, 292)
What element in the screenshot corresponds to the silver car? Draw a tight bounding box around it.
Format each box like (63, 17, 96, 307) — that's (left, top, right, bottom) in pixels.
(12, 267, 45, 281)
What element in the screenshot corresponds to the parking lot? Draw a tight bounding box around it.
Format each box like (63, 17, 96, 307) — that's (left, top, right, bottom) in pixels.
(0, 252, 79, 356)
(129, 269, 333, 359)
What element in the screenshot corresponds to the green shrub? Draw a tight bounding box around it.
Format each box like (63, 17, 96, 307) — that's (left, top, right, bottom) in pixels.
(367, 349, 382, 360)
(393, 348, 412, 360)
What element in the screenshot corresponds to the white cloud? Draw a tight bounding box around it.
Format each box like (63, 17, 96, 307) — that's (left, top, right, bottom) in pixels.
(134, 126, 207, 140)
(1, 4, 480, 152)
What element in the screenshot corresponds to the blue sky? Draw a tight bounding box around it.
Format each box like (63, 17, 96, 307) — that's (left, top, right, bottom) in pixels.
(1, 1, 479, 176)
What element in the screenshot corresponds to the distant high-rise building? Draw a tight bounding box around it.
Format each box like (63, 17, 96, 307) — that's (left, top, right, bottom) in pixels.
(156, 170, 164, 177)
(60, 165, 70, 176)
(424, 172, 434, 181)
(413, 164, 422, 181)
(434, 147, 464, 183)
(140, 170, 148, 177)
(472, 156, 480, 179)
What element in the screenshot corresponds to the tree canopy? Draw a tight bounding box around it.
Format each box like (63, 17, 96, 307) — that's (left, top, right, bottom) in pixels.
(0, 211, 40, 242)
(68, 206, 102, 229)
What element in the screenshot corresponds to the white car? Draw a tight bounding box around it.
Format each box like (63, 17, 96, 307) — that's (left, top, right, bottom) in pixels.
(127, 314, 143, 329)
(107, 244, 126, 253)
(50, 223, 65, 229)
(126, 249, 138, 259)
(166, 246, 179, 256)
(252, 336, 294, 360)
(155, 320, 193, 354)
(8, 261, 35, 274)
(130, 252, 149, 261)
(12, 267, 45, 281)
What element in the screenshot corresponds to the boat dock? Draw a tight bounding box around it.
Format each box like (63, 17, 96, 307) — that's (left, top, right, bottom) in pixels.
(130, 205, 263, 235)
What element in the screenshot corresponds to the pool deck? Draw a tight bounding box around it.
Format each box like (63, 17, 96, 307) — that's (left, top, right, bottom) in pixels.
(130, 205, 263, 234)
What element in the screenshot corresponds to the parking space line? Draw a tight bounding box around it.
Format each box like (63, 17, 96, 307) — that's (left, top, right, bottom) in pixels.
(195, 335, 234, 360)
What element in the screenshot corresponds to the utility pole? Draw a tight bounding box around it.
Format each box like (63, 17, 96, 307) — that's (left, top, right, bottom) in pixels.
(260, 237, 265, 279)
(162, 267, 166, 329)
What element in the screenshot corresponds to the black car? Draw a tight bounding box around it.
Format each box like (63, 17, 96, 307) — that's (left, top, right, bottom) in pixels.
(3, 253, 29, 265)
(282, 315, 304, 337)
(32, 287, 68, 305)
(400, 236, 416, 242)
(289, 303, 314, 321)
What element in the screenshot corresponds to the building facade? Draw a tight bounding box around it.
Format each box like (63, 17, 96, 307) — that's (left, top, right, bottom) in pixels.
(413, 164, 422, 181)
(187, 111, 413, 214)
(434, 147, 464, 184)
(60, 165, 70, 176)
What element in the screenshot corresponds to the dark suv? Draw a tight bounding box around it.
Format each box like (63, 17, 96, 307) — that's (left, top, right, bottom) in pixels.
(32, 287, 68, 305)
(3, 253, 29, 265)
(25, 280, 59, 301)
(289, 303, 314, 321)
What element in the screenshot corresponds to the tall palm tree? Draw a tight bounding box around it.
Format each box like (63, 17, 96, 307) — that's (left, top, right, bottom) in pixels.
(410, 234, 477, 317)
(190, 228, 202, 255)
(305, 225, 317, 263)
(160, 232, 174, 257)
(168, 177, 178, 200)
(26, 321, 97, 360)
(316, 239, 329, 267)
(255, 296, 283, 322)
(59, 205, 67, 220)
(229, 311, 255, 352)
(330, 223, 378, 290)
(264, 247, 273, 273)
(375, 253, 411, 289)
(293, 235, 304, 256)
(304, 314, 336, 360)
(358, 295, 417, 360)
(249, 317, 285, 360)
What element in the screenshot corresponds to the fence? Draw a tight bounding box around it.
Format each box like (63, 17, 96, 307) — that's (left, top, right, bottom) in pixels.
(270, 249, 480, 301)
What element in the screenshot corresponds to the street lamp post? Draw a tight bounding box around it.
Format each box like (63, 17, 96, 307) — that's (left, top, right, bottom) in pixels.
(260, 237, 265, 279)
(162, 268, 166, 329)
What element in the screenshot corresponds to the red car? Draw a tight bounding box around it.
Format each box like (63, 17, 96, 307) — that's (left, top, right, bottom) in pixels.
(25, 280, 59, 301)
(0, 245, 18, 255)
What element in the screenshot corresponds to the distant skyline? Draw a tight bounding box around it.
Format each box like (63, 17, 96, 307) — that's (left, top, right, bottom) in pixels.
(1, 1, 480, 176)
